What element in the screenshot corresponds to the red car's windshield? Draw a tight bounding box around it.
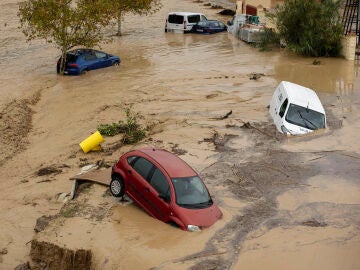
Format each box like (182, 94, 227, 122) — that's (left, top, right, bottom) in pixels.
(171, 176, 212, 209)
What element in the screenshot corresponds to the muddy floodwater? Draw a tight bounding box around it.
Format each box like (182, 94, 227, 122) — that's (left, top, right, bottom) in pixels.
(0, 0, 359, 269)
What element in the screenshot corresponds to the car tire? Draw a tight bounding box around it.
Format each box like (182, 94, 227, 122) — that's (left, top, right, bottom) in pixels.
(110, 176, 125, 197)
(114, 61, 120, 66)
(80, 69, 88, 75)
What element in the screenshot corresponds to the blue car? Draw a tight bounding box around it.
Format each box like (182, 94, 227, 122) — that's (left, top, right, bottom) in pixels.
(56, 49, 120, 75)
(192, 20, 227, 34)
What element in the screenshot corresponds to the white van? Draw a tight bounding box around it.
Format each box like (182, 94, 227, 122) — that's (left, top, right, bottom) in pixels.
(269, 81, 326, 135)
(165, 12, 207, 33)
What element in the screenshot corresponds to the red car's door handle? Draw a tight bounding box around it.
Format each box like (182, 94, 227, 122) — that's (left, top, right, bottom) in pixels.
(145, 187, 150, 192)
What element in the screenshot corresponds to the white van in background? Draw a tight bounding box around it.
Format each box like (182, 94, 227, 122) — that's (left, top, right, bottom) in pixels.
(269, 81, 326, 135)
(165, 12, 207, 33)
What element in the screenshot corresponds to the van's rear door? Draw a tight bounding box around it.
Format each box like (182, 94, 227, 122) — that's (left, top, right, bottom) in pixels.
(167, 14, 184, 31)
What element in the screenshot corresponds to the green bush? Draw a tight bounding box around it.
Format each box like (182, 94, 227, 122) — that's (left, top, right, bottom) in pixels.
(97, 104, 146, 145)
(271, 0, 343, 57)
(258, 27, 281, 51)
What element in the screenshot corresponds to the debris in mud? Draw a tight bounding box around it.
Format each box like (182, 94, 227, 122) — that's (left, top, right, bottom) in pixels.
(312, 59, 321, 65)
(240, 122, 252, 129)
(56, 192, 70, 203)
(171, 143, 187, 155)
(218, 9, 236, 16)
(201, 131, 237, 151)
(211, 5, 223, 9)
(248, 72, 265, 80)
(14, 262, 31, 270)
(209, 110, 232, 120)
(36, 164, 69, 176)
(34, 215, 56, 233)
(237, 119, 280, 140)
(301, 220, 327, 227)
(0, 248, 8, 255)
(30, 240, 92, 270)
(206, 93, 219, 99)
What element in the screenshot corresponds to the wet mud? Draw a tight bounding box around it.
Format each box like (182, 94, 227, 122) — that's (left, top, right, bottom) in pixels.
(0, 0, 360, 269)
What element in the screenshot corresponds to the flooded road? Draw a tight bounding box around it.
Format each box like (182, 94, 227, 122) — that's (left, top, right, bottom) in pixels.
(0, 0, 359, 269)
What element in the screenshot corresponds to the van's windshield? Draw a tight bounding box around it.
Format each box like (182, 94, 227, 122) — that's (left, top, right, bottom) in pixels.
(285, 103, 325, 130)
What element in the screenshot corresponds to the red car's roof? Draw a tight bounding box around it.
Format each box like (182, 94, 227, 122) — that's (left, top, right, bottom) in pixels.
(137, 147, 197, 178)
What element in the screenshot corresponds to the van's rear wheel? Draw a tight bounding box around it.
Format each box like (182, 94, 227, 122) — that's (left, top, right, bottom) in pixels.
(110, 176, 125, 197)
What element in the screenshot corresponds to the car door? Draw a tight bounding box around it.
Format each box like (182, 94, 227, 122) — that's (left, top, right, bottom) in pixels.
(126, 157, 155, 214)
(83, 51, 98, 70)
(95, 51, 111, 68)
(146, 167, 172, 221)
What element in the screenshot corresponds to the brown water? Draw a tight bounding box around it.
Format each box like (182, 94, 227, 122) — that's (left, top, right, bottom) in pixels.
(1, 0, 359, 269)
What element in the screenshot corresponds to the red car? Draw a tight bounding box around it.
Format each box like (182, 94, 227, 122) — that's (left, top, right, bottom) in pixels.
(110, 147, 222, 231)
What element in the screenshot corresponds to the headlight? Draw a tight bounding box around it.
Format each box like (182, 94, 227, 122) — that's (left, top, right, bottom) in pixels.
(187, 225, 201, 232)
(281, 125, 292, 135)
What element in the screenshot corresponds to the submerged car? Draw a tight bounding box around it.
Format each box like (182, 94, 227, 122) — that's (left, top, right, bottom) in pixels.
(269, 81, 326, 135)
(165, 12, 207, 33)
(56, 49, 120, 75)
(110, 147, 222, 231)
(192, 20, 227, 34)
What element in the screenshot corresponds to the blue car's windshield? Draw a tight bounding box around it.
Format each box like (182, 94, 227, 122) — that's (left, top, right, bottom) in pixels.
(285, 103, 325, 130)
(171, 176, 212, 209)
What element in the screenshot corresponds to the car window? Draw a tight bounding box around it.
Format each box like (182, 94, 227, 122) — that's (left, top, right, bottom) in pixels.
(279, 98, 288, 118)
(188, 15, 200, 23)
(213, 22, 220, 27)
(198, 21, 206, 27)
(66, 54, 77, 63)
(149, 168, 170, 202)
(219, 22, 225, 27)
(168, 14, 184, 24)
(83, 52, 97, 61)
(127, 156, 138, 165)
(132, 157, 154, 181)
(200, 15, 207, 21)
(95, 51, 107, 59)
(171, 176, 211, 208)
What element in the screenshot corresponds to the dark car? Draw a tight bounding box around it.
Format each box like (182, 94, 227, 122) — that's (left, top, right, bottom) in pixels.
(110, 147, 222, 231)
(192, 20, 227, 34)
(56, 49, 120, 75)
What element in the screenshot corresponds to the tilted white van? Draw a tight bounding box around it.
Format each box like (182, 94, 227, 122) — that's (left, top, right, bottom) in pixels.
(269, 81, 326, 135)
(165, 12, 207, 33)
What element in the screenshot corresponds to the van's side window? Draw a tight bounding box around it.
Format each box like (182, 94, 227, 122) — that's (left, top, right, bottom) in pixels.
(200, 15, 207, 21)
(188, 15, 200, 23)
(168, 14, 184, 24)
(279, 98, 288, 118)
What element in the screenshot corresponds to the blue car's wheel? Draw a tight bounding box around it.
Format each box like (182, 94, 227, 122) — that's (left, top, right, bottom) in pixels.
(80, 69, 88, 75)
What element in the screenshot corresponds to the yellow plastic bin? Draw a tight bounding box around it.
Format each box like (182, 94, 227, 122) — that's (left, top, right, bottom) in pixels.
(79, 131, 104, 153)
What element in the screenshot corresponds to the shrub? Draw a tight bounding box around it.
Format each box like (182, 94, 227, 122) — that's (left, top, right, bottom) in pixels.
(271, 0, 343, 57)
(97, 104, 146, 145)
